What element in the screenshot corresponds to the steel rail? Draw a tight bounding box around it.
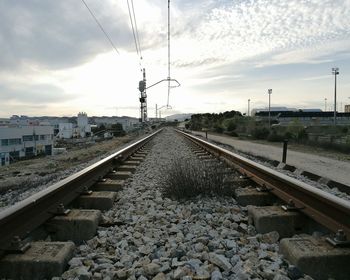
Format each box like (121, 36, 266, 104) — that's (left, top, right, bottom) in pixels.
(177, 130, 350, 239)
(0, 129, 162, 253)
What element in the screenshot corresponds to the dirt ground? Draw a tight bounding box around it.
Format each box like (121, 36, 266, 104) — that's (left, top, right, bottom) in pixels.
(0, 133, 139, 192)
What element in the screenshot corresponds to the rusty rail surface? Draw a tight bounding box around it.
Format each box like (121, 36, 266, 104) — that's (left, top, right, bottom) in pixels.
(177, 130, 350, 239)
(0, 129, 162, 253)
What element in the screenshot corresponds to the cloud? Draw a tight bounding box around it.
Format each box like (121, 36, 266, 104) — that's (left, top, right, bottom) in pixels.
(302, 75, 330, 81)
(0, 83, 75, 104)
(169, 0, 350, 68)
(1, 0, 350, 117)
(0, 0, 131, 71)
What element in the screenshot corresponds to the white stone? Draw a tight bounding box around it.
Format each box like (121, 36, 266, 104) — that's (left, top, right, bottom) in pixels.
(208, 253, 232, 271)
(173, 267, 187, 279)
(144, 263, 161, 276)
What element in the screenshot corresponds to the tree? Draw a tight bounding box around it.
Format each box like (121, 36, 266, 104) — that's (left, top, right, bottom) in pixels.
(111, 123, 126, 137)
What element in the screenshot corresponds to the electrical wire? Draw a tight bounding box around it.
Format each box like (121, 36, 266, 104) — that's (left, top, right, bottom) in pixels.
(126, 0, 140, 58)
(81, 0, 119, 55)
(131, 0, 142, 59)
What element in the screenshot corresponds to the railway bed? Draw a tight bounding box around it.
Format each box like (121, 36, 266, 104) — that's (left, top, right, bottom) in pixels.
(0, 128, 349, 280)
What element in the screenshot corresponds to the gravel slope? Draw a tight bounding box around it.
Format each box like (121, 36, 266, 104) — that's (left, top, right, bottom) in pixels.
(0, 133, 144, 211)
(192, 132, 350, 187)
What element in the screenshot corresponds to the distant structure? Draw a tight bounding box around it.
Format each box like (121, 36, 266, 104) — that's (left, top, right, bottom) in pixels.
(345, 104, 350, 113)
(0, 124, 54, 166)
(0, 118, 10, 126)
(255, 110, 350, 126)
(251, 107, 297, 116)
(91, 116, 139, 131)
(57, 112, 92, 139)
(10, 115, 40, 126)
(57, 123, 74, 139)
(77, 112, 91, 138)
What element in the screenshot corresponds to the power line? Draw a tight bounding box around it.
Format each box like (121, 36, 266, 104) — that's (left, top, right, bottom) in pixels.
(126, 0, 140, 58)
(81, 0, 120, 55)
(131, 0, 142, 59)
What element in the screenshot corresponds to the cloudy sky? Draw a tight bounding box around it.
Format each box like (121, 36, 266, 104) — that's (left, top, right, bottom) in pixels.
(1, 0, 350, 118)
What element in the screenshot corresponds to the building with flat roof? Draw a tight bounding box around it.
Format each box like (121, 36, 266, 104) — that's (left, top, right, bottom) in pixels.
(57, 112, 92, 139)
(0, 125, 54, 166)
(255, 111, 350, 126)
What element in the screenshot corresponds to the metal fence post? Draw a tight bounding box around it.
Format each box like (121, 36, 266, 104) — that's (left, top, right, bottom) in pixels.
(282, 139, 288, 163)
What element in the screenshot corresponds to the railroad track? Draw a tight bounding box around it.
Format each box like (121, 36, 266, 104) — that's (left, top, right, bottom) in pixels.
(0, 128, 349, 280)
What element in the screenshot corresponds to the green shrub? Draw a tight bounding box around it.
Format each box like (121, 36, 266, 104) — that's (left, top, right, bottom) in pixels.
(226, 120, 237, 132)
(225, 131, 238, 137)
(267, 133, 284, 142)
(214, 124, 224, 133)
(297, 129, 308, 141)
(252, 127, 269, 139)
(284, 131, 293, 139)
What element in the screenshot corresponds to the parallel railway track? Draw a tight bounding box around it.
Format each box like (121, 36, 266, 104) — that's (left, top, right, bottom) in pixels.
(0, 128, 349, 279)
(178, 130, 350, 240)
(0, 129, 162, 257)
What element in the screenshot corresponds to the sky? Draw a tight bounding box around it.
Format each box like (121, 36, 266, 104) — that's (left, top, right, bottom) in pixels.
(0, 0, 350, 118)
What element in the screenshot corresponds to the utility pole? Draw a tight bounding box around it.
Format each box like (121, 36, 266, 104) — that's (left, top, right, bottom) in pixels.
(324, 98, 327, 111)
(167, 0, 171, 107)
(332, 67, 339, 125)
(155, 104, 158, 119)
(248, 99, 251, 117)
(138, 68, 147, 123)
(268, 89, 272, 127)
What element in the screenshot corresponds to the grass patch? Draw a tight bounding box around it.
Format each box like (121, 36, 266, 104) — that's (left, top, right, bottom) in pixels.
(160, 158, 236, 199)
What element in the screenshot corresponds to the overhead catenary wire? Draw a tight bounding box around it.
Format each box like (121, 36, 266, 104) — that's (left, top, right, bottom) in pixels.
(130, 0, 142, 59)
(81, 0, 120, 55)
(126, 0, 140, 59)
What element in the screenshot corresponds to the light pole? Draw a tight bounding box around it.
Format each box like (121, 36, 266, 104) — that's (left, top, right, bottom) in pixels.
(248, 99, 251, 117)
(268, 89, 272, 127)
(324, 98, 327, 111)
(332, 67, 339, 125)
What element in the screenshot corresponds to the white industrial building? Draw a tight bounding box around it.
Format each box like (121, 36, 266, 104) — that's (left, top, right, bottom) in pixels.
(57, 112, 92, 139)
(57, 123, 74, 139)
(91, 116, 139, 131)
(0, 125, 54, 166)
(77, 112, 91, 138)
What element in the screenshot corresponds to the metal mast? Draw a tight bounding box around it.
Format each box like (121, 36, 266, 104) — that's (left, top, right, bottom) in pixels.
(139, 68, 147, 123)
(332, 67, 339, 125)
(268, 89, 272, 127)
(167, 0, 171, 107)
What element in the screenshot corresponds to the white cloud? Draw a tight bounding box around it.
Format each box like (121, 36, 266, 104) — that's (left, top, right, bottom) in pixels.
(170, 0, 350, 68)
(1, 0, 350, 117)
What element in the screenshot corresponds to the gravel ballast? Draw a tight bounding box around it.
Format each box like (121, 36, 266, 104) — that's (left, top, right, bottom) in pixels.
(61, 128, 311, 280)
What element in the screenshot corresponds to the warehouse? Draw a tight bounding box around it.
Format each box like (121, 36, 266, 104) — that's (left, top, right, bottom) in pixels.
(0, 125, 54, 166)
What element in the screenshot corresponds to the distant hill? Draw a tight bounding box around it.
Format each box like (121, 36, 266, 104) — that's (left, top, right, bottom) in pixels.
(165, 113, 193, 121)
